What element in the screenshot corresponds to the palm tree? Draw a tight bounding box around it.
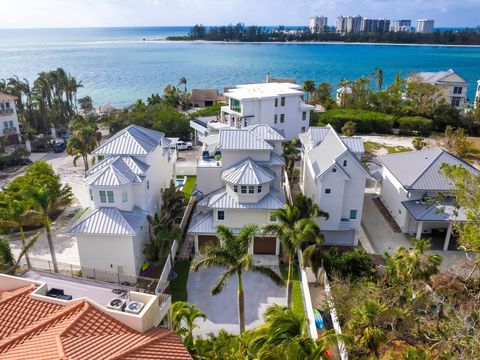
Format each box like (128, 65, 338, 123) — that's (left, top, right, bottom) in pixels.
(0, 234, 40, 274)
(293, 193, 329, 220)
(178, 77, 188, 93)
(348, 299, 388, 357)
(263, 205, 320, 307)
(191, 224, 284, 333)
(412, 136, 427, 150)
(171, 301, 207, 350)
(66, 115, 102, 171)
(302, 80, 315, 101)
(386, 238, 442, 283)
(371, 67, 384, 91)
(338, 79, 350, 108)
(28, 185, 66, 273)
(302, 233, 325, 286)
(282, 139, 299, 182)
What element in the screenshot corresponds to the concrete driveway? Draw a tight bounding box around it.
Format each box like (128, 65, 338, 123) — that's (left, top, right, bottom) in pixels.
(188, 266, 286, 336)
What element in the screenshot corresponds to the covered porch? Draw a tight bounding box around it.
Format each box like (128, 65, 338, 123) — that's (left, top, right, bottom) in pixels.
(402, 198, 466, 251)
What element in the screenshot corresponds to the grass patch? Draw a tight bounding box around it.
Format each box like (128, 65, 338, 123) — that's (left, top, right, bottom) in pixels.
(181, 176, 196, 200)
(280, 264, 304, 318)
(364, 141, 411, 155)
(170, 260, 191, 302)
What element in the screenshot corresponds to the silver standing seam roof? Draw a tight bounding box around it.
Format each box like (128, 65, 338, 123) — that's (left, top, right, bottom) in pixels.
(402, 198, 468, 222)
(198, 188, 287, 210)
(68, 206, 148, 236)
(85, 156, 149, 186)
(221, 159, 276, 185)
(188, 211, 242, 234)
(244, 124, 285, 141)
(300, 126, 365, 154)
(92, 125, 165, 156)
(379, 148, 479, 191)
(219, 129, 273, 150)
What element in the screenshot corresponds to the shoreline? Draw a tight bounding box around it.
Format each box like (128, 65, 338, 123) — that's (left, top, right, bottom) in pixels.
(144, 38, 480, 48)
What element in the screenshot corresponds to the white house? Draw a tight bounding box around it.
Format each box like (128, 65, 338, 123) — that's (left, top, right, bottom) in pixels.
(300, 125, 370, 246)
(68, 125, 176, 276)
(188, 124, 287, 255)
(377, 148, 479, 250)
(474, 80, 480, 109)
(0, 92, 21, 145)
(407, 69, 469, 109)
(219, 82, 314, 140)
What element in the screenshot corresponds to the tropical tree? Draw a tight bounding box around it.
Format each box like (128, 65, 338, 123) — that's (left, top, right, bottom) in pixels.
(386, 238, 442, 284)
(338, 79, 350, 108)
(78, 95, 93, 111)
(412, 136, 428, 150)
(444, 126, 471, 157)
(157, 181, 185, 230)
(66, 115, 102, 171)
(178, 77, 188, 93)
(191, 224, 284, 333)
(371, 67, 384, 91)
(263, 205, 320, 307)
(0, 234, 40, 274)
(171, 301, 207, 350)
(313, 82, 334, 108)
(341, 120, 357, 136)
(302, 233, 325, 286)
(348, 299, 389, 357)
(293, 193, 329, 220)
(282, 139, 299, 182)
(302, 80, 315, 101)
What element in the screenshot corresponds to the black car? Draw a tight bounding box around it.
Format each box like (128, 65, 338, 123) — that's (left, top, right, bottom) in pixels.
(52, 142, 66, 153)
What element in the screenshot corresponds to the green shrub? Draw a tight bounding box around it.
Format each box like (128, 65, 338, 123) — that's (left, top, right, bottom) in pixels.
(322, 247, 376, 280)
(317, 109, 394, 134)
(397, 116, 433, 136)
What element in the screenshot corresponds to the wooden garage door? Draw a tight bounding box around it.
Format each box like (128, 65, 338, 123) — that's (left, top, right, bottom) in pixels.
(254, 237, 277, 255)
(198, 235, 219, 251)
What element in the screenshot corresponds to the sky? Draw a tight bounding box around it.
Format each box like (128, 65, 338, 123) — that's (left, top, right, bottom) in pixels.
(0, 0, 478, 29)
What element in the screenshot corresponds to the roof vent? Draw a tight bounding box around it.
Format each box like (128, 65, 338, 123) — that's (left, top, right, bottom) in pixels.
(108, 298, 126, 311)
(125, 301, 145, 315)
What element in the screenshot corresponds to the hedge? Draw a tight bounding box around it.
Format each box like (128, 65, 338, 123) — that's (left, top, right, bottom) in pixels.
(397, 116, 433, 136)
(317, 109, 394, 134)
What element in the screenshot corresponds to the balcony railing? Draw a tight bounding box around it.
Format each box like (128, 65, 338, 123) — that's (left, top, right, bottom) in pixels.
(0, 108, 14, 116)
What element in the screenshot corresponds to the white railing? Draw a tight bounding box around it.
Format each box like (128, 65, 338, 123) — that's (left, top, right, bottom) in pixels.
(323, 271, 349, 360)
(297, 250, 318, 339)
(156, 239, 179, 293)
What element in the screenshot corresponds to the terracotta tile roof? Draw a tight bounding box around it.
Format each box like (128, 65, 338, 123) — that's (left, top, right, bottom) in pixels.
(0, 92, 17, 102)
(0, 286, 191, 360)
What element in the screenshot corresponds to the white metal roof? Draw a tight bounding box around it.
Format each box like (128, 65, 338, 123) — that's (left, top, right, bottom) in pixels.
(85, 156, 148, 186)
(221, 159, 276, 185)
(93, 125, 165, 156)
(188, 211, 242, 234)
(300, 126, 364, 154)
(408, 69, 467, 85)
(219, 128, 273, 150)
(402, 198, 468, 222)
(68, 206, 148, 236)
(225, 82, 303, 100)
(198, 187, 286, 210)
(244, 124, 285, 141)
(379, 148, 479, 190)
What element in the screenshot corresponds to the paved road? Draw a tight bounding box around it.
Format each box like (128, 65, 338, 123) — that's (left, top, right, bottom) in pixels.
(188, 266, 286, 336)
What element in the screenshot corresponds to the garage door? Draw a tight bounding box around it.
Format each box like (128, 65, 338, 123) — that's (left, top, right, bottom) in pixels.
(254, 237, 277, 255)
(198, 235, 219, 252)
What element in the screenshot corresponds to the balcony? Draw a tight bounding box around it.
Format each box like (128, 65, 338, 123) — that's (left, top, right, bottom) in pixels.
(3, 127, 18, 136)
(197, 157, 222, 167)
(0, 108, 14, 116)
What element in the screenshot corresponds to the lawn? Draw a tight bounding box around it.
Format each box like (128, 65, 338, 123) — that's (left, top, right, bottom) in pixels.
(169, 260, 191, 302)
(280, 264, 304, 318)
(181, 176, 196, 200)
(364, 141, 411, 155)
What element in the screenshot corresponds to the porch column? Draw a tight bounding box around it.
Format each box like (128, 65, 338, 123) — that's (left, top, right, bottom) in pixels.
(416, 221, 424, 239)
(194, 235, 199, 253)
(275, 237, 280, 256)
(443, 222, 453, 251)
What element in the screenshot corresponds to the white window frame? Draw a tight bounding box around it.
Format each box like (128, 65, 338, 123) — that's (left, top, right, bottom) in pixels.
(217, 210, 225, 221)
(122, 191, 128, 203)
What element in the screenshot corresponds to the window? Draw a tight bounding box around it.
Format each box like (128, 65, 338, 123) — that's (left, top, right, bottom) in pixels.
(453, 86, 463, 94)
(280, 114, 285, 123)
(244, 120, 248, 127)
(99, 191, 107, 203)
(349, 209, 357, 220)
(274, 114, 278, 124)
(230, 99, 241, 112)
(451, 97, 461, 107)
(107, 191, 114, 203)
(3, 122, 8, 129)
(5, 102, 10, 109)
(301, 127, 306, 133)
(233, 185, 238, 193)
(257, 185, 262, 193)
(325, 188, 331, 194)
(280, 97, 285, 106)
(0, 103, 3, 110)
(241, 185, 247, 194)
(302, 111, 307, 121)
(8, 121, 13, 128)
(274, 98, 278, 107)
(217, 210, 225, 221)
(332, 168, 337, 173)
(270, 212, 277, 222)
(89, 189, 93, 201)
(248, 185, 254, 194)
(343, 160, 347, 167)
(122, 191, 128, 203)
(147, 181, 150, 190)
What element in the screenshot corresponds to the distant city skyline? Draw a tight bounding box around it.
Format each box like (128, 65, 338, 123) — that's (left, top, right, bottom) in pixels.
(1, 0, 479, 29)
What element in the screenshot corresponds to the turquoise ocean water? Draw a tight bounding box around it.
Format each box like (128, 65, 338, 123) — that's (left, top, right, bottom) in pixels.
(1, 27, 479, 107)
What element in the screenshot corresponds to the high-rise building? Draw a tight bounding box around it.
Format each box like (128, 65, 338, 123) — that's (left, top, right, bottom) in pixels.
(335, 16, 348, 34)
(361, 18, 390, 32)
(390, 20, 412, 32)
(309, 16, 328, 33)
(346, 15, 363, 33)
(416, 19, 435, 33)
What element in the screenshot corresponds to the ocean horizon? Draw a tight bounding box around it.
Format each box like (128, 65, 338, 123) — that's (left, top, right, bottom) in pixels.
(1, 26, 479, 107)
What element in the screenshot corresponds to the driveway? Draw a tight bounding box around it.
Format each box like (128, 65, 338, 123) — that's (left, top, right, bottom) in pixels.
(188, 266, 286, 336)
(360, 191, 476, 278)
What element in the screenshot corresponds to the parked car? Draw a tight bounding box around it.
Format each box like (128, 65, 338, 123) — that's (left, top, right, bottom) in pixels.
(175, 140, 193, 151)
(52, 141, 66, 153)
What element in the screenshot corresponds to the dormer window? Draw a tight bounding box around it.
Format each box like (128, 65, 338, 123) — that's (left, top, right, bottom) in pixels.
(248, 186, 255, 194)
(234, 185, 238, 193)
(343, 160, 347, 167)
(258, 185, 262, 193)
(241, 186, 247, 194)
(332, 168, 337, 173)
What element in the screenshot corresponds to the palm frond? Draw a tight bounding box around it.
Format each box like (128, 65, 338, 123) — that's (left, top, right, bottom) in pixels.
(211, 267, 237, 295)
(249, 265, 284, 286)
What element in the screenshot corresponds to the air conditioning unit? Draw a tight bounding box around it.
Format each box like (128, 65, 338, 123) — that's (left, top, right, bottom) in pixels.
(108, 298, 126, 311)
(125, 301, 145, 315)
